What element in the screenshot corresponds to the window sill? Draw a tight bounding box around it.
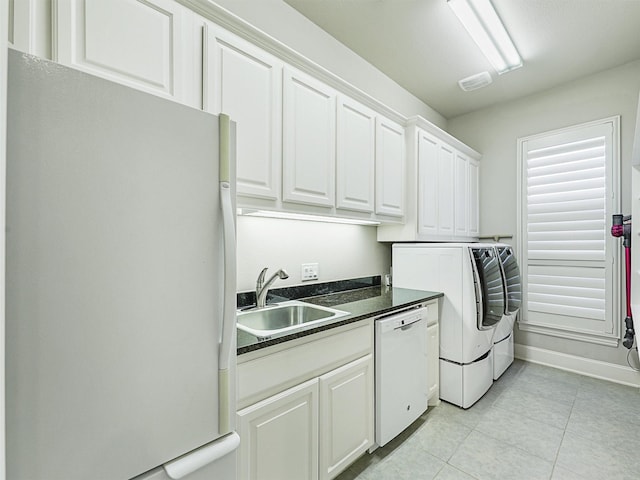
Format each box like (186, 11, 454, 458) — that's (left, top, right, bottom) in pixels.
(518, 321, 620, 348)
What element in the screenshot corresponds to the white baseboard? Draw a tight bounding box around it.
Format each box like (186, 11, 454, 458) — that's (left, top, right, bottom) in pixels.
(514, 343, 640, 388)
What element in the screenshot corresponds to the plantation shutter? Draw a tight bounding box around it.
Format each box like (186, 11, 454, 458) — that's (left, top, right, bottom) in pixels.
(519, 119, 619, 344)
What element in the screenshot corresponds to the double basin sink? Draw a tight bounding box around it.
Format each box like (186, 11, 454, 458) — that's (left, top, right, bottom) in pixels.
(237, 300, 349, 341)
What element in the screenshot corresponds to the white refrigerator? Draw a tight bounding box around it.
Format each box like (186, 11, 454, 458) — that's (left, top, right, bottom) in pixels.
(6, 49, 239, 480)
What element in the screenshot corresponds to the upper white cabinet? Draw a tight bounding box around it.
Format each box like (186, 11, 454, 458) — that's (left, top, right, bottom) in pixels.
(53, 0, 202, 107)
(9, 0, 51, 58)
(454, 152, 480, 238)
(16, 0, 411, 224)
(417, 131, 439, 236)
(204, 24, 282, 200)
(375, 117, 405, 218)
(454, 151, 470, 237)
(436, 142, 455, 236)
(379, 116, 481, 242)
(283, 67, 337, 208)
(336, 96, 376, 213)
(468, 157, 480, 237)
(418, 130, 455, 237)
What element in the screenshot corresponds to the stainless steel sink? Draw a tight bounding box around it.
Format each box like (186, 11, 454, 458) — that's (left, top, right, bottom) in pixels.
(237, 300, 349, 340)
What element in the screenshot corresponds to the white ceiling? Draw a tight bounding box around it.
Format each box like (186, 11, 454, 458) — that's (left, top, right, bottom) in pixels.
(283, 0, 640, 119)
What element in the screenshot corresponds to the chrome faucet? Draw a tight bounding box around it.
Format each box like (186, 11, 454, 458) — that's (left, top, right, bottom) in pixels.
(256, 267, 289, 308)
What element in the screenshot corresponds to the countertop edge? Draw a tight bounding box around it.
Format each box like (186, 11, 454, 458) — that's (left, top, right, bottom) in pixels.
(237, 290, 443, 355)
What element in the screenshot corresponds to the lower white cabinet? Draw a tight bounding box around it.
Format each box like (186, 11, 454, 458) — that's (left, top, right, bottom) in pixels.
(237, 378, 319, 480)
(237, 321, 375, 480)
(319, 354, 374, 480)
(237, 355, 374, 480)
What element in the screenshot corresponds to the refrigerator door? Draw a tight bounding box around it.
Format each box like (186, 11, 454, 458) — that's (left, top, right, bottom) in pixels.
(6, 50, 235, 479)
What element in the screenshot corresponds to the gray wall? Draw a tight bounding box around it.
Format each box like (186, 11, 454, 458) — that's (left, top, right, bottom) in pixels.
(448, 60, 640, 366)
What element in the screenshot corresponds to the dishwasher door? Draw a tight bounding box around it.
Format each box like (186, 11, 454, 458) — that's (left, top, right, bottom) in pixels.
(375, 307, 428, 447)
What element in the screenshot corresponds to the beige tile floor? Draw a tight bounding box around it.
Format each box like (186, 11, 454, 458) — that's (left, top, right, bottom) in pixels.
(336, 359, 640, 480)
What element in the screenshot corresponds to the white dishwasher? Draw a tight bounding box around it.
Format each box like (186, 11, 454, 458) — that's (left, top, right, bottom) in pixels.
(375, 305, 429, 447)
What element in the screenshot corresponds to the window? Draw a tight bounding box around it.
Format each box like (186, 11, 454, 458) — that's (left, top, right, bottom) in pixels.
(517, 117, 620, 346)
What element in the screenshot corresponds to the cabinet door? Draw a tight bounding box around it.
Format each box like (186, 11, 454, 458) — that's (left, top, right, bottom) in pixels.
(319, 355, 374, 480)
(469, 158, 480, 237)
(375, 117, 405, 217)
(454, 152, 469, 238)
(283, 66, 336, 207)
(54, 0, 200, 106)
(437, 143, 455, 236)
(237, 378, 319, 480)
(418, 131, 439, 236)
(427, 323, 439, 406)
(336, 96, 375, 212)
(205, 25, 282, 200)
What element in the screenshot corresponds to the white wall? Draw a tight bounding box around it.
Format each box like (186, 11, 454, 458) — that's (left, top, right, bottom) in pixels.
(448, 60, 640, 367)
(236, 216, 391, 292)
(209, 0, 446, 128)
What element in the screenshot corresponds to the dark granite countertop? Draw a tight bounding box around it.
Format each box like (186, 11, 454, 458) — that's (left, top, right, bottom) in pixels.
(237, 286, 442, 355)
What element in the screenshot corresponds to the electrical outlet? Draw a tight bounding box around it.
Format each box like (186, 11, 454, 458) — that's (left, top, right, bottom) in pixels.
(301, 263, 319, 281)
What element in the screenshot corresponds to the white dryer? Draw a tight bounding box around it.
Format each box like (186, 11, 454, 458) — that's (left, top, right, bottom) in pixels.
(493, 244, 522, 379)
(392, 243, 505, 408)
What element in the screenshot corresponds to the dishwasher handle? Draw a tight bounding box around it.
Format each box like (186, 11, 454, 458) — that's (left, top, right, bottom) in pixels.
(376, 307, 426, 332)
(395, 316, 423, 331)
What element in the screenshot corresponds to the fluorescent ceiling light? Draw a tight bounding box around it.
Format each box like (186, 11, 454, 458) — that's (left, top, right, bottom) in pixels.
(237, 209, 381, 226)
(448, 0, 522, 74)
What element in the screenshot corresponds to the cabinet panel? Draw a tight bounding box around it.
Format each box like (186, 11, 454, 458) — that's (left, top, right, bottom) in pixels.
(238, 378, 319, 480)
(437, 144, 455, 236)
(418, 131, 439, 236)
(454, 152, 469, 237)
(375, 118, 405, 217)
(336, 96, 375, 212)
(54, 0, 197, 105)
(9, 0, 51, 57)
(283, 67, 336, 207)
(427, 323, 439, 405)
(205, 25, 282, 199)
(469, 158, 480, 237)
(319, 355, 374, 480)
(238, 321, 373, 409)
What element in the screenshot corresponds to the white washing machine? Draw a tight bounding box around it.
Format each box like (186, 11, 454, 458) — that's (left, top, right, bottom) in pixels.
(392, 244, 505, 409)
(493, 244, 522, 380)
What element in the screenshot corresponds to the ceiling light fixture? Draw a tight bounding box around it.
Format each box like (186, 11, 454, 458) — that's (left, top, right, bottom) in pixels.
(448, 0, 522, 74)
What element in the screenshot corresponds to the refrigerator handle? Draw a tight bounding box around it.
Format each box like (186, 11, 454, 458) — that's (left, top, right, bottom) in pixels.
(163, 432, 240, 479)
(218, 113, 236, 435)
